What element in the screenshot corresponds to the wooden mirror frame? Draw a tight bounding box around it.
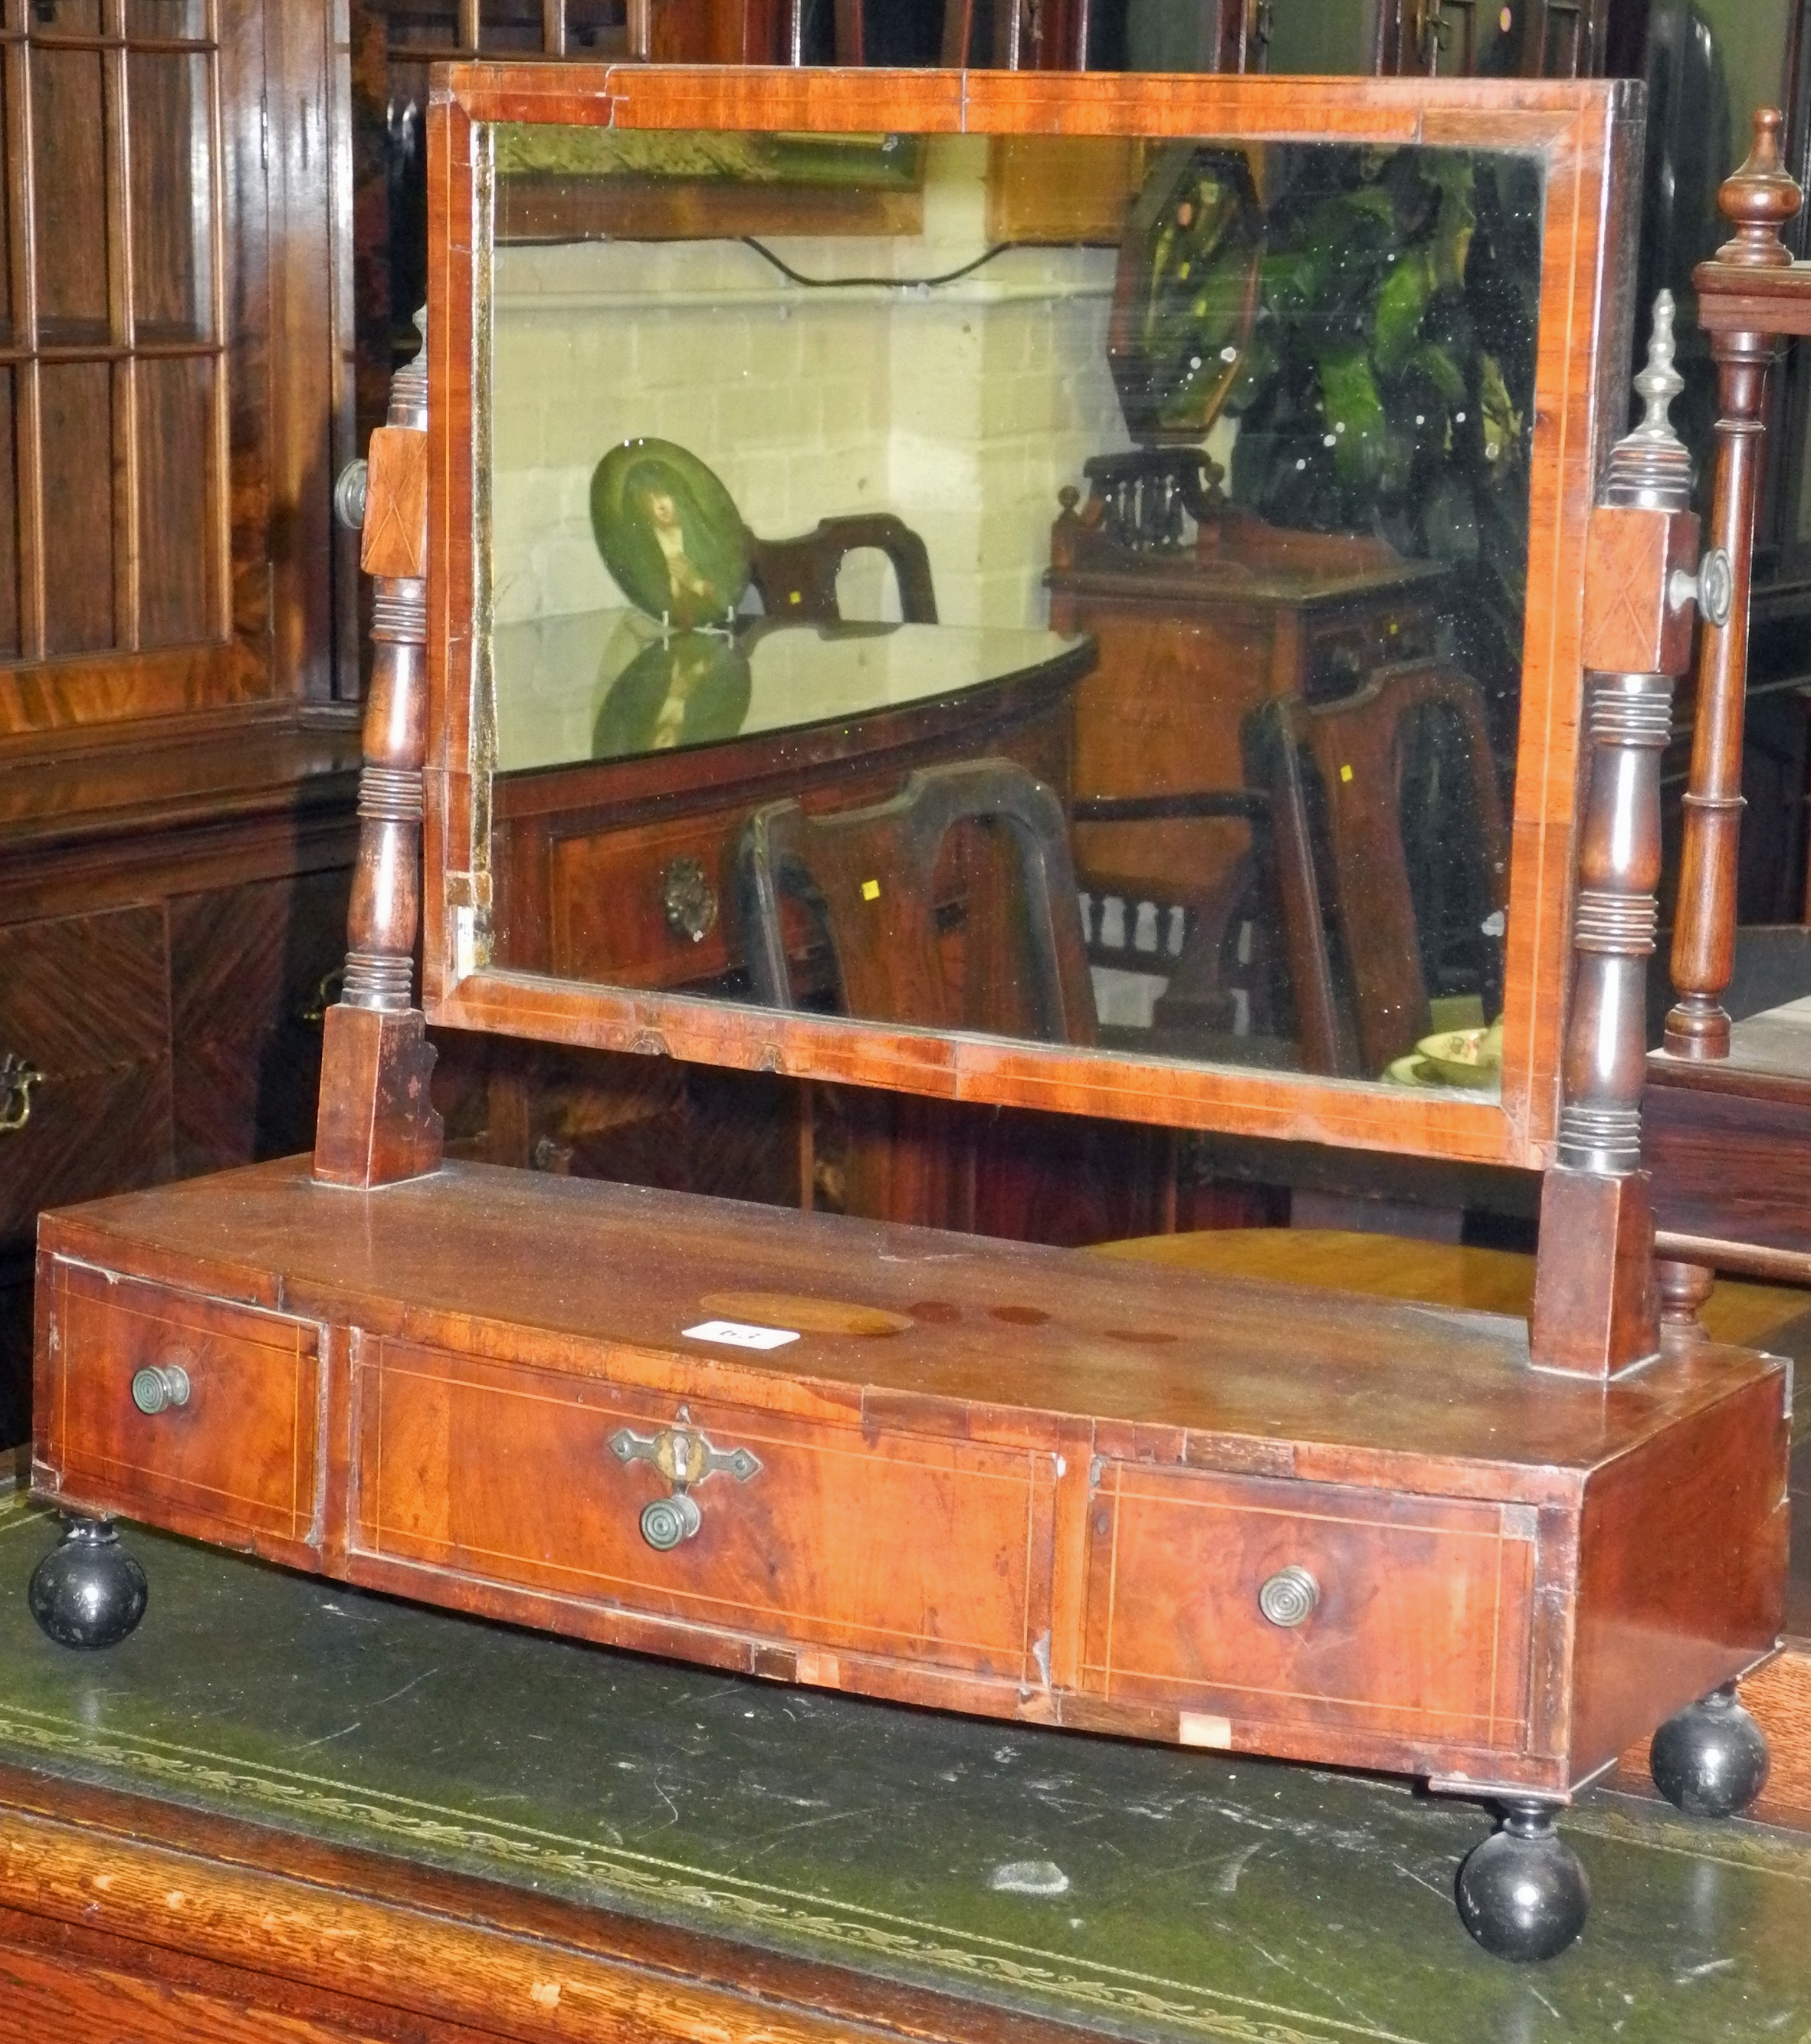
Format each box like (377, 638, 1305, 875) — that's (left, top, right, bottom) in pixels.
(404, 67, 1642, 1174)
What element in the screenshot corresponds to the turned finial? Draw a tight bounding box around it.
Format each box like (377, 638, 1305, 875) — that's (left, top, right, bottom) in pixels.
(1714, 108, 1801, 268)
(1604, 292, 1691, 509)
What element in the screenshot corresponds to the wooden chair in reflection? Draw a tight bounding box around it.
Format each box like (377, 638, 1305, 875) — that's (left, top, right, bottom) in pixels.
(744, 513, 937, 626)
(1242, 658, 1510, 1078)
(738, 756, 1100, 1225)
(740, 756, 1096, 1045)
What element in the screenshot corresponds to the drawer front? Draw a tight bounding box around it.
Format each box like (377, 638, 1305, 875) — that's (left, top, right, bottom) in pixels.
(354, 1340, 1051, 1681)
(547, 815, 740, 986)
(45, 1264, 320, 1544)
(1082, 1464, 1534, 1750)
(0, 907, 172, 1244)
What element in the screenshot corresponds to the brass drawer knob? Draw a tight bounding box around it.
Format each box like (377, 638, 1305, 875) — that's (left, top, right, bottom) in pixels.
(131, 1362, 192, 1416)
(640, 1493, 703, 1550)
(612, 1419, 760, 1552)
(1258, 1564, 1319, 1628)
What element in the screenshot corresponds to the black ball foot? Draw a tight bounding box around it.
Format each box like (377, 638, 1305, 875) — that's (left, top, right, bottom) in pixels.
(1456, 1800, 1590, 1962)
(28, 1517, 148, 1650)
(1651, 1685, 1770, 1817)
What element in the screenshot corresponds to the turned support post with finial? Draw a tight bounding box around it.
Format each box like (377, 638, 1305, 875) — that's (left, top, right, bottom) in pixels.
(1665, 108, 1803, 1062)
(1532, 294, 1708, 1376)
(313, 311, 445, 1189)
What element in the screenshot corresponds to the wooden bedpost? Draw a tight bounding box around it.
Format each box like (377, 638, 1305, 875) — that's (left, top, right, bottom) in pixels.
(1530, 295, 1705, 1374)
(313, 317, 445, 1189)
(1663, 110, 1802, 1061)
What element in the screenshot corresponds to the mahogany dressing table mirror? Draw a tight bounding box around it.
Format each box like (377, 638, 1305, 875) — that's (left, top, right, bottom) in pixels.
(21, 65, 1791, 1964)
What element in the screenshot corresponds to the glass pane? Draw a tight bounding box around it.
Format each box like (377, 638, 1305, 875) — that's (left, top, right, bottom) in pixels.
(484, 130, 1544, 1091)
(136, 353, 212, 645)
(388, 8, 464, 51)
(40, 359, 114, 655)
(27, 1, 104, 37)
(125, 0, 211, 36)
(479, 1, 546, 52)
(0, 368, 20, 661)
(31, 45, 111, 347)
(566, 1, 625, 51)
(130, 52, 213, 341)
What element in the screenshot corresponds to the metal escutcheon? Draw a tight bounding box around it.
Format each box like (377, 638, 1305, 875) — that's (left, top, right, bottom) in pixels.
(1257, 1563, 1319, 1628)
(640, 1493, 704, 1551)
(131, 1362, 192, 1416)
(661, 857, 719, 945)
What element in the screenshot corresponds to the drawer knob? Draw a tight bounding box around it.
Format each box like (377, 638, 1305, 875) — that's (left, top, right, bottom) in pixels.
(640, 1494, 704, 1551)
(1258, 1564, 1319, 1628)
(612, 1419, 760, 1553)
(661, 858, 719, 944)
(130, 1362, 192, 1416)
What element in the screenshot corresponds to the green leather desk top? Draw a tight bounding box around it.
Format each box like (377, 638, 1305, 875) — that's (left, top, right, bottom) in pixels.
(2, 1493, 1809, 2043)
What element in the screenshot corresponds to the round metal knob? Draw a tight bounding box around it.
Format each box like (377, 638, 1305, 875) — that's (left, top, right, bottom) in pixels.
(1258, 1564, 1319, 1628)
(333, 458, 369, 533)
(640, 1492, 702, 1551)
(130, 1362, 192, 1416)
(1669, 547, 1733, 630)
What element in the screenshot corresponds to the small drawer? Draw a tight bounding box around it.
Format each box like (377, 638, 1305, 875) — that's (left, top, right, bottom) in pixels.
(1081, 1464, 1534, 1750)
(353, 1338, 1054, 1684)
(43, 1263, 320, 1547)
(546, 815, 739, 986)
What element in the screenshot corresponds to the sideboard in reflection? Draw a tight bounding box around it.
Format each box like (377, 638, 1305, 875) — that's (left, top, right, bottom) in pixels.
(487, 613, 1093, 999)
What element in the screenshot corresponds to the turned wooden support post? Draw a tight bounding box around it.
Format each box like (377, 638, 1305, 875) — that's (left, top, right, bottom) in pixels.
(1532, 296, 1705, 1376)
(1664, 110, 1803, 1061)
(313, 313, 445, 1189)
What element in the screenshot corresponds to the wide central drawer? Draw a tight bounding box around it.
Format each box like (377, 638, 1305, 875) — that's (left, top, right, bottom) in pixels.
(1081, 1462, 1537, 1750)
(352, 1337, 1055, 1682)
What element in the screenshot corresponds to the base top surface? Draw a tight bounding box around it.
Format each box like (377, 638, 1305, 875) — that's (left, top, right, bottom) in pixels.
(38, 1157, 1783, 1488)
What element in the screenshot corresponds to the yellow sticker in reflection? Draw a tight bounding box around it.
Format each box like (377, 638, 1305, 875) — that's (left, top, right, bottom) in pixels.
(861, 879, 881, 901)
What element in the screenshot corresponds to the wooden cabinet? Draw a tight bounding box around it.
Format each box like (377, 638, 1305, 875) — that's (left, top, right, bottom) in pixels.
(0, 2, 364, 1452)
(0, 734, 359, 1449)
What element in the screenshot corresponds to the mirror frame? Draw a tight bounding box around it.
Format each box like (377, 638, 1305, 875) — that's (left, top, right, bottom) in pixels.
(420, 64, 1643, 1173)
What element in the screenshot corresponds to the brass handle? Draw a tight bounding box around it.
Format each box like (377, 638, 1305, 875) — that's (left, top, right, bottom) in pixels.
(298, 967, 346, 1028)
(0, 1052, 43, 1134)
(1258, 1565, 1319, 1628)
(661, 857, 719, 945)
(131, 1361, 192, 1416)
(611, 1420, 760, 1551)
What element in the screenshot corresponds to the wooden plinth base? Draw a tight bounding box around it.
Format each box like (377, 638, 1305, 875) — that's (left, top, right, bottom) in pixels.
(28, 1157, 1789, 1803)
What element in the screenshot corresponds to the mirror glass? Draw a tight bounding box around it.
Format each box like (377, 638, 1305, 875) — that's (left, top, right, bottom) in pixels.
(480, 127, 1543, 1096)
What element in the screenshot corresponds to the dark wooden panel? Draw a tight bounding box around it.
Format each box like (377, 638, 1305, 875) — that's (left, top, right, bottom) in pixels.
(169, 867, 355, 1175)
(0, 904, 172, 1244)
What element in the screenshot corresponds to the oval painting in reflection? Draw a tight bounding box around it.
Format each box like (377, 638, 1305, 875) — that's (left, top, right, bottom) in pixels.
(590, 437, 753, 628)
(593, 630, 753, 760)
